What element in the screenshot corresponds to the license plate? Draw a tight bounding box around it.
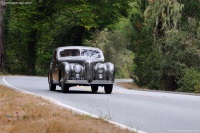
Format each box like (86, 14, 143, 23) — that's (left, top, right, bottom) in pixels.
(69, 77, 85, 80)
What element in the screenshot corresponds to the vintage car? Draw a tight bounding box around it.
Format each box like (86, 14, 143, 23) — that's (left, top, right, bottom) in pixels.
(48, 46, 115, 94)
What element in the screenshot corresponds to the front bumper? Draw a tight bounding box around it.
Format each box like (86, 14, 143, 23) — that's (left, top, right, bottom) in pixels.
(64, 80, 114, 85)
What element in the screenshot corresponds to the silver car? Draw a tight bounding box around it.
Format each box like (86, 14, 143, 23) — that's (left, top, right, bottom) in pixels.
(48, 46, 115, 94)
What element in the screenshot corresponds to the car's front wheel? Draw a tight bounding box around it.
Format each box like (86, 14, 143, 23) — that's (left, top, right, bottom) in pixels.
(61, 83, 69, 93)
(60, 72, 69, 93)
(91, 85, 98, 93)
(49, 82, 56, 91)
(48, 73, 56, 91)
(104, 84, 113, 94)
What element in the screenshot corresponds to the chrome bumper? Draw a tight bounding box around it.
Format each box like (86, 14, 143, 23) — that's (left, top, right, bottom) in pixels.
(64, 80, 114, 85)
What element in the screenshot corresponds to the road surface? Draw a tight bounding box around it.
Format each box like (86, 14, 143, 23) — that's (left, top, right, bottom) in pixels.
(0, 76, 200, 133)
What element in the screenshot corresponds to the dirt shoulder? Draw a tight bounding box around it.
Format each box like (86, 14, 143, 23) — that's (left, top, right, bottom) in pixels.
(0, 85, 131, 133)
(116, 82, 200, 96)
(116, 82, 149, 91)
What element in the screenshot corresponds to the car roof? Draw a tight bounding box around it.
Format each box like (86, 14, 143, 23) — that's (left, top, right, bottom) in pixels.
(56, 46, 101, 51)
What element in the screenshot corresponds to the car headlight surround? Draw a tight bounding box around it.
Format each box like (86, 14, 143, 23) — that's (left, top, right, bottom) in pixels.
(74, 64, 82, 73)
(97, 64, 105, 73)
(98, 68, 104, 73)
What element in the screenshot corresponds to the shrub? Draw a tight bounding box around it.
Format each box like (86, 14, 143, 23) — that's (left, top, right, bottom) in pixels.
(85, 18, 134, 78)
(178, 68, 200, 93)
(133, 19, 200, 91)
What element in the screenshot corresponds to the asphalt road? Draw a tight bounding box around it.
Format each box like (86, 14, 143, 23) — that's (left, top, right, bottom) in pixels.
(1, 76, 200, 133)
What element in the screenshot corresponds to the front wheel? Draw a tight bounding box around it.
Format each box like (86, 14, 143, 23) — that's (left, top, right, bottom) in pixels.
(61, 83, 69, 93)
(48, 73, 56, 91)
(104, 84, 113, 94)
(60, 73, 69, 93)
(91, 85, 98, 93)
(49, 82, 56, 91)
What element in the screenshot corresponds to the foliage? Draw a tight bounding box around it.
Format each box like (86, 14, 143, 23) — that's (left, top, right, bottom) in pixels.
(85, 18, 134, 78)
(178, 68, 200, 93)
(5, 4, 30, 74)
(2, 0, 200, 93)
(130, 0, 154, 87)
(178, 0, 200, 21)
(0, 0, 6, 71)
(1, 2, 10, 72)
(4, 0, 132, 75)
(144, 0, 184, 38)
(132, 0, 200, 92)
(144, 25, 200, 90)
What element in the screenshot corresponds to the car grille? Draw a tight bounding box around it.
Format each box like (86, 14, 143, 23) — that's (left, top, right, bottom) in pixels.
(85, 61, 93, 82)
(69, 77, 86, 80)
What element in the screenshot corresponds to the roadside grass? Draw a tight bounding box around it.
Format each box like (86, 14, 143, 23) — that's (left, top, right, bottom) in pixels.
(0, 85, 132, 133)
(117, 82, 200, 96)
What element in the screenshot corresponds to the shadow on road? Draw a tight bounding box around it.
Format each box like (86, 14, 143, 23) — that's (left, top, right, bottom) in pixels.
(54, 90, 104, 94)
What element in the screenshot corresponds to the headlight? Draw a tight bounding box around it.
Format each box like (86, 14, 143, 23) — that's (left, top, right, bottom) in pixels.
(97, 64, 104, 73)
(74, 65, 82, 73)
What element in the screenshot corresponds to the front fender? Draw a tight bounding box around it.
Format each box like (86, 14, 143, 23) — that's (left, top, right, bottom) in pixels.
(48, 62, 53, 83)
(106, 62, 115, 82)
(60, 62, 71, 81)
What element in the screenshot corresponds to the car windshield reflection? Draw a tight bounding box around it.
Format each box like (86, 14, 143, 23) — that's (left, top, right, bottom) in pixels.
(81, 49, 101, 58)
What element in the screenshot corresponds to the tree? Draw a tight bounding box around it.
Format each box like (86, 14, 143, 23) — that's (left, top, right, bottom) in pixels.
(6, 0, 63, 75)
(35, 0, 134, 75)
(0, 0, 6, 71)
(58, 0, 133, 46)
(132, 0, 200, 92)
(132, 0, 186, 90)
(178, 0, 200, 21)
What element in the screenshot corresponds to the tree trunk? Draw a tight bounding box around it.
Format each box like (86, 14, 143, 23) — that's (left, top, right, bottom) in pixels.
(27, 29, 37, 75)
(0, 0, 6, 71)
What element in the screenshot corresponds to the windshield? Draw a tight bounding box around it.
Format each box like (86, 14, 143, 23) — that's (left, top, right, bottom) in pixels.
(59, 48, 101, 58)
(81, 49, 101, 58)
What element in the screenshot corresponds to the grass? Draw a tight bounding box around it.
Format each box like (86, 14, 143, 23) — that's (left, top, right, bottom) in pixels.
(0, 85, 132, 133)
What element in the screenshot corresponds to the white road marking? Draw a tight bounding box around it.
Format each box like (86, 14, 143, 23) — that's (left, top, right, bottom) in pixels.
(3, 76, 146, 133)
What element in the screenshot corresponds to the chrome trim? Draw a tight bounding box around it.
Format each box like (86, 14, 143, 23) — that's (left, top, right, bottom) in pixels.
(85, 61, 94, 83)
(64, 80, 114, 85)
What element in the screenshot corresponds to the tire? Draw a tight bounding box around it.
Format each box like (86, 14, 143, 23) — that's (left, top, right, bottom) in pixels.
(61, 83, 69, 93)
(49, 82, 56, 91)
(60, 72, 69, 93)
(48, 73, 56, 91)
(104, 84, 113, 94)
(91, 85, 98, 93)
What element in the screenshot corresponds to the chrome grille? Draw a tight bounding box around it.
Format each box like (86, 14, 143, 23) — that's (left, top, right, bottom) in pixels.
(85, 61, 93, 82)
(69, 77, 86, 80)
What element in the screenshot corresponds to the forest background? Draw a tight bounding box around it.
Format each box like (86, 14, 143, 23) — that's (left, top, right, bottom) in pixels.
(0, 0, 199, 93)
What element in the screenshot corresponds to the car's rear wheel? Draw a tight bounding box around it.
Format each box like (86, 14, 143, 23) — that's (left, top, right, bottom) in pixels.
(60, 72, 69, 93)
(48, 73, 56, 91)
(91, 85, 98, 93)
(104, 84, 113, 94)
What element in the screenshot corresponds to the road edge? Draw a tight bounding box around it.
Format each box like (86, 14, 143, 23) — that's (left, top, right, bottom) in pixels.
(2, 76, 146, 133)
